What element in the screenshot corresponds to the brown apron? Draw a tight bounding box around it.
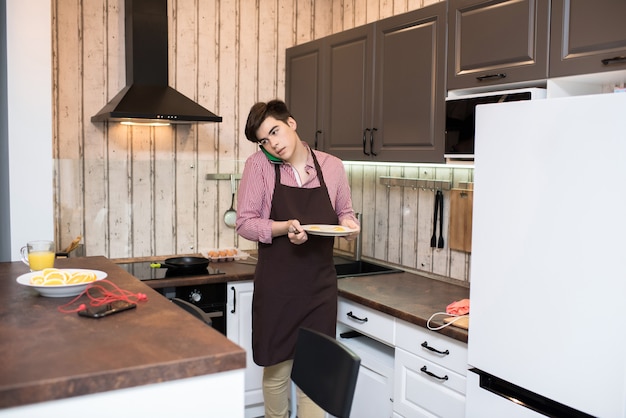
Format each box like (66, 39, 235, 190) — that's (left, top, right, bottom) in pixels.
(252, 152, 339, 366)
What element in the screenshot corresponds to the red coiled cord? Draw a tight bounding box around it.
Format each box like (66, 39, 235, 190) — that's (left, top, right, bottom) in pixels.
(57, 279, 148, 313)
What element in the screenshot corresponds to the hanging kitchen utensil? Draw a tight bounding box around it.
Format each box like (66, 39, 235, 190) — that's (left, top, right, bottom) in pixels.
(56, 235, 83, 257)
(430, 190, 439, 248)
(150, 256, 210, 270)
(437, 190, 445, 249)
(63, 235, 82, 253)
(224, 174, 237, 228)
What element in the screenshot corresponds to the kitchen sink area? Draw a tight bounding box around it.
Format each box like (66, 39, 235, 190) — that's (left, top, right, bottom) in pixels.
(232, 253, 401, 278)
(334, 257, 401, 278)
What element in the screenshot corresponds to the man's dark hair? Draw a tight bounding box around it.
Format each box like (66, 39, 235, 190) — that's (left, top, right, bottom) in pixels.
(244, 100, 293, 143)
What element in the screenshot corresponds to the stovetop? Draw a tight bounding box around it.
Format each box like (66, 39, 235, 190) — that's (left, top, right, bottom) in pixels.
(117, 261, 225, 281)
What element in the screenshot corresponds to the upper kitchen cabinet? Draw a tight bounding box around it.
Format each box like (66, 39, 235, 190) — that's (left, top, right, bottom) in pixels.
(370, 4, 447, 163)
(549, 0, 626, 78)
(322, 24, 375, 160)
(447, 0, 550, 91)
(287, 24, 373, 155)
(285, 39, 326, 150)
(285, 2, 447, 163)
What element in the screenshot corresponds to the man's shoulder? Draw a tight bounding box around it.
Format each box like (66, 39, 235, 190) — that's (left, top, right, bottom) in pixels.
(312, 149, 342, 166)
(246, 149, 271, 165)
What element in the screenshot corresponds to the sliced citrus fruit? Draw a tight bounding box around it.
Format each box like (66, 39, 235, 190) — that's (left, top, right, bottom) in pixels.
(43, 277, 66, 286)
(68, 272, 96, 284)
(30, 275, 45, 285)
(43, 270, 69, 282)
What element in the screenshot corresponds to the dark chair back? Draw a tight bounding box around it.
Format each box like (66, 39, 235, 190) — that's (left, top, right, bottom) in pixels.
(171, 297, 213, 327)
(290, 327, 361, 418)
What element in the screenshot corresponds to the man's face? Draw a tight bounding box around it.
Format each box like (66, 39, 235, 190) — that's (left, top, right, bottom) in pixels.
(256, 116, 299, 162)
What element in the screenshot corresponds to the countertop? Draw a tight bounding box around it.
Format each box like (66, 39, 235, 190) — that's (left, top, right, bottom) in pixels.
(0, 256, 245, 409)
(337, 272, 470, 342)
(144, 256, 470, 343)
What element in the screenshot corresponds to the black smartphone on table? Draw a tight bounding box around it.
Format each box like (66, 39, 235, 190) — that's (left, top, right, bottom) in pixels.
(78, 301, 137, 318)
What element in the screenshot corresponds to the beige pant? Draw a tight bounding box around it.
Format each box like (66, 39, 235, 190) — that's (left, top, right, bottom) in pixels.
(263, 360, 325, 418)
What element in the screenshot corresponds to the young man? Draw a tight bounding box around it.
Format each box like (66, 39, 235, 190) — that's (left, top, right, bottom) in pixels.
(236, 100, 359, 418)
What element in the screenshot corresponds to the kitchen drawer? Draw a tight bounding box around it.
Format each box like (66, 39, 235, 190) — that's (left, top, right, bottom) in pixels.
(394, 347, 466, 418)
(396, 319, 467, 376)
(338, 324, 395, 418)
(337, 298, 395, 346)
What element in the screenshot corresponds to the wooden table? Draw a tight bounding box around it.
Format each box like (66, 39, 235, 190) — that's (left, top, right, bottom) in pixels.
(0, 256, 245, 412)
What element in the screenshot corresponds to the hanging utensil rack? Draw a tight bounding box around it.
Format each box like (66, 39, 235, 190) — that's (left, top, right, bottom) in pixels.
(379, 176, 451, 191)
(205, 174, 242, 181)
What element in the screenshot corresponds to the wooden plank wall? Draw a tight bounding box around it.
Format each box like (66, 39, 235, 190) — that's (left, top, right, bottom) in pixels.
(52, 0, 472, 283)
(341, 163, 474, 282)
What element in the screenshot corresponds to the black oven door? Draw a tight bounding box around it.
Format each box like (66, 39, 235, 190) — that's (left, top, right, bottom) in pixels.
(157, 283, 227, 335)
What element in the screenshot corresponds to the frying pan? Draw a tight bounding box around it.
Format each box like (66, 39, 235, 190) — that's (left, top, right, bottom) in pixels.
(150, 256, 209, 269)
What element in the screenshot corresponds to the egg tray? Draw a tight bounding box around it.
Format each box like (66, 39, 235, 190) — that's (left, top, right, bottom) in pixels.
(201, 247, 250, 262)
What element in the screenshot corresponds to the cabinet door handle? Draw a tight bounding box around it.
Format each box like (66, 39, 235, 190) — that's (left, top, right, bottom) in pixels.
(370, 128, 378, 156)
(420, 365, 449, 381)
(421, 341, 449, 355)
(362, 129, 371, 155)
(363, 128, 370, 155)
(601, 56, 626, 66)
(314, 130, 322, 150)
(346, 311, 368, 322)
(476, 73, 506, 82)
(230, 286, 236, 313)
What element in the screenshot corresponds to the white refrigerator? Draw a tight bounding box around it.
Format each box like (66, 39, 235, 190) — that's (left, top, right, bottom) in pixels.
(466, 93, 626, 417)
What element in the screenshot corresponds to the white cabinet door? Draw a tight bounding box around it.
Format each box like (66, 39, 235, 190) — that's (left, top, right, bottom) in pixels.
(337, 322, 395, 418)
(394, 319, 467, 418)
(227, 281, 264, 418)
(351, 363, 394, 418)
(394, 348, 466, 418)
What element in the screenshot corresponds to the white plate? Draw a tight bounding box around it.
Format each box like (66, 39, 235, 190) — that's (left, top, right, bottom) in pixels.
(301, 224, 359, 237)
(16, 269, 108, 298)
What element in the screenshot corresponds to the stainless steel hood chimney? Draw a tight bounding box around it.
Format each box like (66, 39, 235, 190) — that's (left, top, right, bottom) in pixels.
(91, 0, 222, 124)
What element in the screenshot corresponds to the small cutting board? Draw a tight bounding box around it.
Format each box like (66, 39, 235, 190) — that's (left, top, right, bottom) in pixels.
(444, 315, 469, 330)
(449, 189, 473, 253)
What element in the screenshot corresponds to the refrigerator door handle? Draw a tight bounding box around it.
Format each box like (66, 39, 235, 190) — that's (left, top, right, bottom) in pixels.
(470, 369, 594, 418)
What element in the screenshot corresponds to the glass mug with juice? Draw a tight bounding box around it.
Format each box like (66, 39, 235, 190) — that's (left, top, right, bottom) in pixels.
(20, 240, 55, 271)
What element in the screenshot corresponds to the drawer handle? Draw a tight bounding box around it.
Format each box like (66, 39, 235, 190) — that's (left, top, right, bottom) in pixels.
(476, 73, 506, 82)
(421, 341, 449, 356)
(346, 311, 368, 323)
(601, 56, 626, 66)
(420, 365, 449, 381)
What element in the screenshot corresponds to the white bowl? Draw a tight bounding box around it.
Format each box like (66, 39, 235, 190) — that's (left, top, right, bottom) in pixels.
(16, 269, 108, 297)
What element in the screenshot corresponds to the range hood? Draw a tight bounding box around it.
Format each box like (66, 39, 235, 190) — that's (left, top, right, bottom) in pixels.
(91, 0, 222, 124)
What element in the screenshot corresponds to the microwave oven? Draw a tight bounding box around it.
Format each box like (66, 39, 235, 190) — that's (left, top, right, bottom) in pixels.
(445, 87, 546, 159)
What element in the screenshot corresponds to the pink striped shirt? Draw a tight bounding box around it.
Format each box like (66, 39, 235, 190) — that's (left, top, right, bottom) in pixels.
(236, 142, 357, 244)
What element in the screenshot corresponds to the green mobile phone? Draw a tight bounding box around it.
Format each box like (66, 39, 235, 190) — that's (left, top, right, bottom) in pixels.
(260, 146, 283, 164)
